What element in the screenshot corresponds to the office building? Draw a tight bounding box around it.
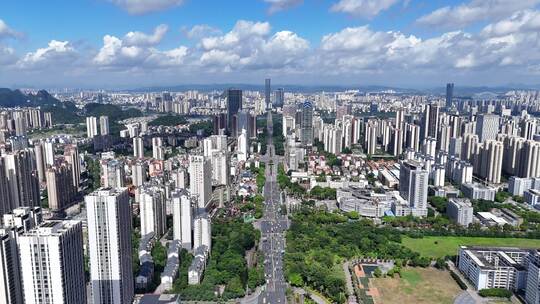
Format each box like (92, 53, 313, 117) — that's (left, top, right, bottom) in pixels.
(172, 190, 192, 250)
(274, 88, 284, 107)
(86, 116, 98, 138)
(301, 101, 314, 147)
(446, 83, 454, 108)
(265, 78, 271, 109)
(227, 89, 242, 134)
(447, 198, 473, 226)
(399, 160, 428, 216)
(86, 188, 134, 304)
(189, 155, 212, 209)
(19, 221, 86, 304)
(476, 114, 500, 142)
(100, 116, 109, 136)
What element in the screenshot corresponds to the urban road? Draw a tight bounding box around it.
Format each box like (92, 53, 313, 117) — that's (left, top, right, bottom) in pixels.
(259, 112, 288, 304)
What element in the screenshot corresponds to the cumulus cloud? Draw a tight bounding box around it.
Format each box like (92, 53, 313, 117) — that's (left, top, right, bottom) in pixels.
(18, 40, 78, 69)
(416, 0, 540, 29)
(330, 0, 399, 18)
(198, 20, 309, 70)
(263, 0, 303, 14)
(108, 0, 184, 15)
(94, 26, 188, 68)
(124, 24, 168, 46)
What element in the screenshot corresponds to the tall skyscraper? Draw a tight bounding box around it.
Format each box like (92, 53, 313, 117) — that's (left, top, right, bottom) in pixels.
(86, 116, 98, 138)
(301, 101, 314, 147)
(265, 78, 271, 109)
(189, 155, 212, 209)
(172, 190, 192, 250)
(86, 188, 133, 304)
(399, 160, 428, 216)
(100, 116, 110, 136)
(227, 89, 242, 134)
(446, 83, 454, 109)
(476, 114, 500, 142)
(152, 137, 164, 160)
(274, 88, 284, 107)
(18, 220, 86, 304)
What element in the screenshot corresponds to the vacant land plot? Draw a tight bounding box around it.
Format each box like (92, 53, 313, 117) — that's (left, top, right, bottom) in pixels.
(402, 236, 540, 258)
(371, 268, 462, 304)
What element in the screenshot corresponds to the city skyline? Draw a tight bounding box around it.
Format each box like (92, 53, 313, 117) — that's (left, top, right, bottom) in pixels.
(1, 0, 540, 88)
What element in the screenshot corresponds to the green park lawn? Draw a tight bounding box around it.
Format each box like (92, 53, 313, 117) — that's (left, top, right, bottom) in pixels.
(402, 236, 540, 258)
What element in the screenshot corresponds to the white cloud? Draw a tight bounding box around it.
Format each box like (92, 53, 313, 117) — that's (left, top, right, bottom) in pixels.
(263, 0, 303, 14)
(124, 24, 168, 46)
(330, 0, 399, 18)
(18, 40, 77, 69)
(94, 26, 188, 68)
(183, 24, 222, 39)
(417, 0, 540, 29)
(108, 0, 184, 15)
(0, 19, 21, 40)
(198, 20, 309, 70)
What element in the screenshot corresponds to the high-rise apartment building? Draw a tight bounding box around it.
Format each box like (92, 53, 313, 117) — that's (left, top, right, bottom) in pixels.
(3, 149, 40, 211)
(46, 163, 76, 211)
(476, 114, 500, 142)
(100, 116, 110, 136)
(139, 186, 166, 237)
(479, 140, 504, 184)
(172, 190, 192, 250)
(274, 88, 284, 107)
(0, 229, 23, 304)
(133, 137, 144, 158)
(86, 188, 134, 304)
(18, 221, 86, 304)
(64, 144, 80, 189)
(86, 116, 98, 138)
(421, 104, 439, 141)
(189, 155, 212, 209)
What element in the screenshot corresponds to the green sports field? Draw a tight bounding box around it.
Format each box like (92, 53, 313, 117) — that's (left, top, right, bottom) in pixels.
(402, 236, 540, 258)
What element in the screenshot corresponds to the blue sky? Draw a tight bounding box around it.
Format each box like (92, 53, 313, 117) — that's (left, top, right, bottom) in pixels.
(1, 0, 540, 88)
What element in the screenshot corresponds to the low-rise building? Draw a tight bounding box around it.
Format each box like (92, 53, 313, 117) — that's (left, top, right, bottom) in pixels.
(524, 189, 540, 206)
(446, 198, 474, 226)
(461, 183, 496, 201)
(458, 246, 528, 291)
